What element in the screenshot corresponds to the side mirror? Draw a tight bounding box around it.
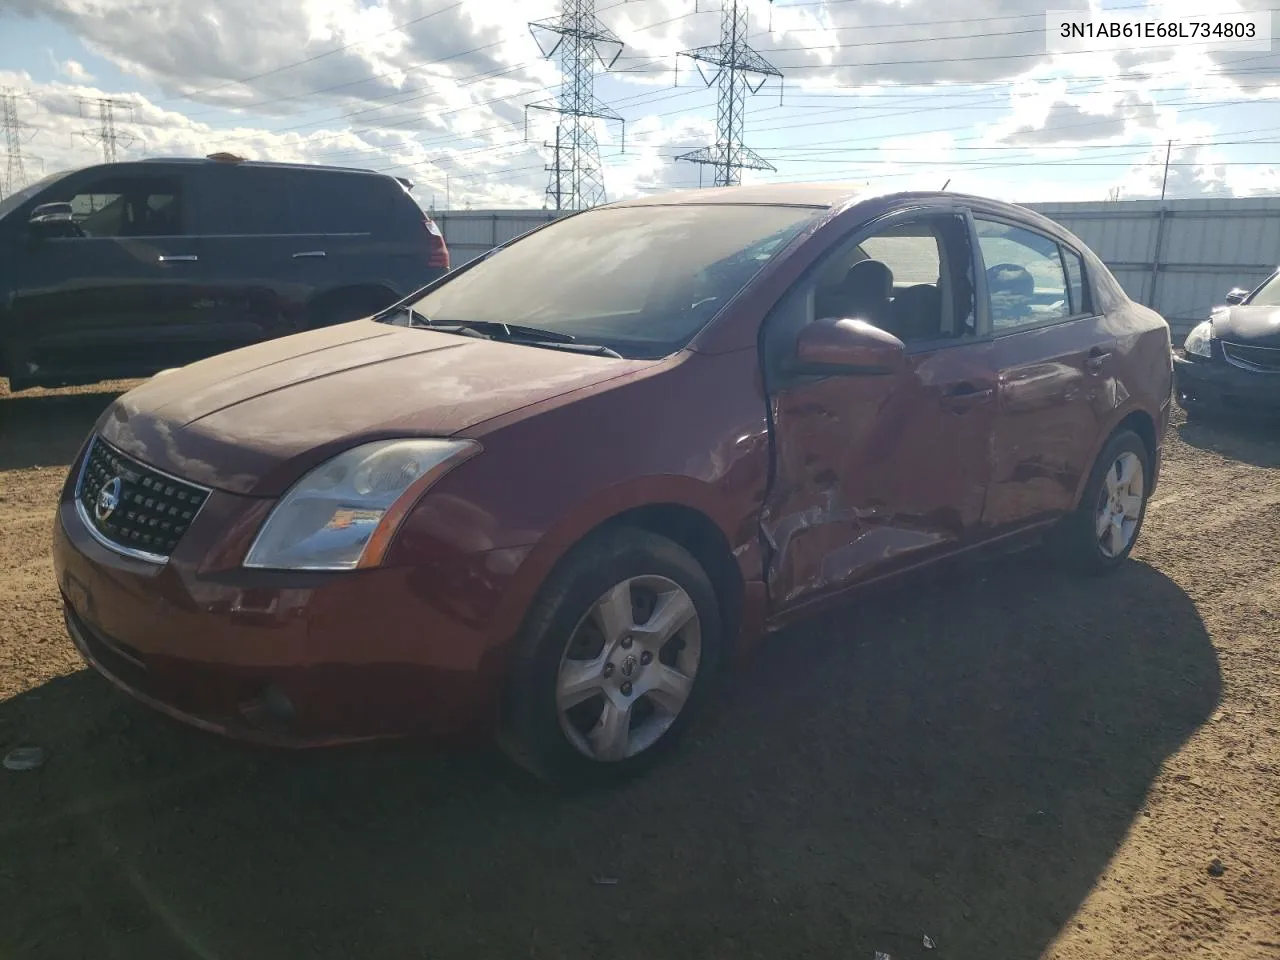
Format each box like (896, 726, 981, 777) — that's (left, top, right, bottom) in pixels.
(1224, 287, 1249, 305)
(791, 317, 906, 376)
(28, 202, 77, 237)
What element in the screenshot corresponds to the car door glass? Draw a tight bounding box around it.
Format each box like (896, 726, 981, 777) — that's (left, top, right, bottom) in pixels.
(61, 176, 182, 238)
(974, 219, 1069, 330)
(1061, 245, 1089, 315)
(200, 168, 291, 235)
(810, 218, 964, 344)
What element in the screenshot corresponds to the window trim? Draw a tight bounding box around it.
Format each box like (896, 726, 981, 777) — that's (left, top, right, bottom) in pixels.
(969, 211, 1096, 338)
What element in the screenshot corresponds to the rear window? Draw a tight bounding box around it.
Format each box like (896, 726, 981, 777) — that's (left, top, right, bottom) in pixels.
(404, 204, 819, 359)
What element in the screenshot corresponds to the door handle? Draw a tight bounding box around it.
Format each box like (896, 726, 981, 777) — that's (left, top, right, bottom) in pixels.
(1086, 348, 1112, 372)
(157, 254, 198, 262)
(941, 383, 995, 411)
(292, 250, 327, 259)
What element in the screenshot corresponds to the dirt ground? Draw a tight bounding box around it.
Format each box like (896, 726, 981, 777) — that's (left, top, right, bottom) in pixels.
(1, 380, 1277, 960)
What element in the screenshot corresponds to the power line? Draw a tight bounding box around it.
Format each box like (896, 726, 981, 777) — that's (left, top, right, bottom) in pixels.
(677, 0, 783, 186)
(527, 0, 627, 209)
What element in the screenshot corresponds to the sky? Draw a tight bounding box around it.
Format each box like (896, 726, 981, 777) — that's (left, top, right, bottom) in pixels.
(1, 0, 1279, 210)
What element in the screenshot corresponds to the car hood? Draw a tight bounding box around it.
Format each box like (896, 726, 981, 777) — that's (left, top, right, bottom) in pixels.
(1212, 305, 1280, 347)
(98, 320, 654, 495)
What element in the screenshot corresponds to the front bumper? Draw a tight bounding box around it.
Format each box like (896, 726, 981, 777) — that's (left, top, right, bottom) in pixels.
(52, 488, 511, 747)
(1173, 352, 1280, 416)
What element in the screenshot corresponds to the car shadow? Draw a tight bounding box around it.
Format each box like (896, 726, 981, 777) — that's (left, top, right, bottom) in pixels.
(0, 555, 1218, 960)
(0, 391, 122, 471)
(1175, 413, 1280, 469)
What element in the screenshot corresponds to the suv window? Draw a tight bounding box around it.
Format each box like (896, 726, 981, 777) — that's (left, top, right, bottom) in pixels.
(199, 166, 292, 235)
(52, 175, 182, 238)
(290, 171, 405, 234)
(974, 218, 1069, 330)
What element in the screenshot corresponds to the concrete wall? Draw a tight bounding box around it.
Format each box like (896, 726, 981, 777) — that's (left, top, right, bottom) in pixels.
(434, 199, 1280, 337)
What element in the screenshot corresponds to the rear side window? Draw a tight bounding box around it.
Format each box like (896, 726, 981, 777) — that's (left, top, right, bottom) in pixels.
(199, 167, 292, 235)
(1061, 245, 1090, 315)
(974, 218, 1070, 330)
(289, 172, 409, 234)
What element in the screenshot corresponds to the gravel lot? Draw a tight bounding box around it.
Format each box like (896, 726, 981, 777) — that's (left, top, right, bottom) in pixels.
(1, 381, 1278, 960)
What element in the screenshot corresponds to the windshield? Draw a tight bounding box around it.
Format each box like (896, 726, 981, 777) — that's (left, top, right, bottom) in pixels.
(0, 170, 73, 221)
(402, 204, 821, 359)
(1247, 271, 1280, 307)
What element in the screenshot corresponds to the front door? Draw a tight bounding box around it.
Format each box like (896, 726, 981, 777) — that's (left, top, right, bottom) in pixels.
(970, 215, 1116, 529)
(760, 206, 1000, 613)
(10, 169, 208, 381)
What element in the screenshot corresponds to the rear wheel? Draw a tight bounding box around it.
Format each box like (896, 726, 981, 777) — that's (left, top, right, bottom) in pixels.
(1052, 429, 1150, 575)
(499, 528, 722, 786)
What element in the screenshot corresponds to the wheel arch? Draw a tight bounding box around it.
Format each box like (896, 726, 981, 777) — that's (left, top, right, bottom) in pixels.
(1072, 405, 1160, 508)
(488, 485, 754, 668)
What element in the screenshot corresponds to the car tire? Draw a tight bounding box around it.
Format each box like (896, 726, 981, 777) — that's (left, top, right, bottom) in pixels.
(499, 527, 723, 787)
(1051, 429, 1151, 576)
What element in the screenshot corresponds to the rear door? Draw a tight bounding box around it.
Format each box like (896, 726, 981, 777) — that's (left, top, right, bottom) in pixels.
(10, 168, 208, 380)
(972, 214, 1116, 529)
(760, 204, 1001, 612)
(186, 163, 299, 351)
(287, 171, 421, 315)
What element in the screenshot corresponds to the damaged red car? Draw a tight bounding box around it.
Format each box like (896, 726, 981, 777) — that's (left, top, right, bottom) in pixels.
(52, 185, 1173, 783)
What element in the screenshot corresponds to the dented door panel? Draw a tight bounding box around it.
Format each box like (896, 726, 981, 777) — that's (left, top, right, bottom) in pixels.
(760, 344, 998, 612)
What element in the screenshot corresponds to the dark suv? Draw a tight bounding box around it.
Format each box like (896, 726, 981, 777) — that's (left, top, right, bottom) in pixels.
(0, 154, 449, 391)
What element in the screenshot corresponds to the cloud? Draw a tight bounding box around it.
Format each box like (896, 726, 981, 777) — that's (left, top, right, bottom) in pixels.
(999, 97, 1141, 146)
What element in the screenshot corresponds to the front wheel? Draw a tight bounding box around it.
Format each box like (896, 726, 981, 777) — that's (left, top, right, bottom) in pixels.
(499, 528, 722, 786)
(1052, 429, 1150, 575)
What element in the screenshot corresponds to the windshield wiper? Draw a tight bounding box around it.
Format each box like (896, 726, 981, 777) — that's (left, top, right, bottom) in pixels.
(460, 320, 578, 344)
(383, 307, 488, 338)
(385, 308, 621, 357)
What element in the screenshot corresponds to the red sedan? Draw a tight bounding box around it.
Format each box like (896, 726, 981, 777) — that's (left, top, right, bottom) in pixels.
(52, 184, 1173, 783)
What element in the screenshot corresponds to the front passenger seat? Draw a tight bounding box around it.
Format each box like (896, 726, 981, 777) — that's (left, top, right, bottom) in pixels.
(830, 259, 894, 328)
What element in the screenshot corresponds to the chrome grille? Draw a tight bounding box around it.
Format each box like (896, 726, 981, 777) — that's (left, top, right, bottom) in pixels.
(1223, 341, 1280, 373)
(75, 435, 210, 562)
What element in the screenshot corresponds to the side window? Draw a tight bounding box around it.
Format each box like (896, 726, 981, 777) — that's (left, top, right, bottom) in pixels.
(198, 168, 291, 235)
(810, 215, 973, 343)
(56, 176, 182, 238)
(973, 218, 1069, 330)
(762, 212, 975, 379)
(290, 172, 392, 234)
(1061, 245, 1090, 315)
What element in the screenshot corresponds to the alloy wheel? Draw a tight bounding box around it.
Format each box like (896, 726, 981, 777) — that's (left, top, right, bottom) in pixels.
(555, 575, 702, 762)
(1095, 450, 1144, 558)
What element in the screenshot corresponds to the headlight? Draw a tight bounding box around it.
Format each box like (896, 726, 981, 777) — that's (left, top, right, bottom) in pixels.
(1184, 320, 1213, 358)
(243, 439, 480, 571)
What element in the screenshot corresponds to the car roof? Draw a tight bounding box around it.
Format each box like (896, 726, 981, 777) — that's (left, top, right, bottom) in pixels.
(55, 156, 405, 185)
(602, 183, 1076, 242)
(606, 182, 863, 209)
